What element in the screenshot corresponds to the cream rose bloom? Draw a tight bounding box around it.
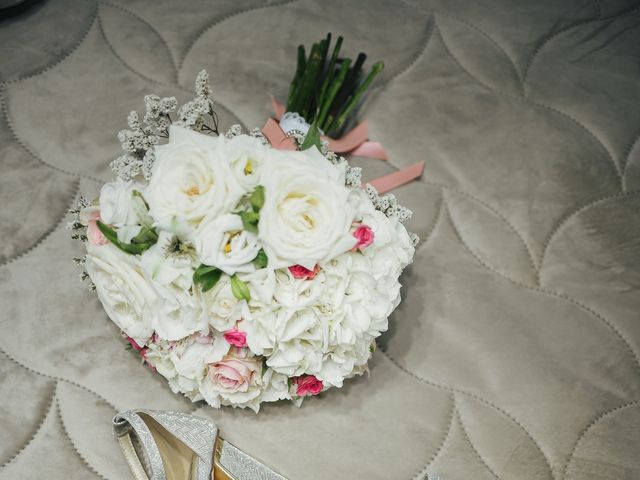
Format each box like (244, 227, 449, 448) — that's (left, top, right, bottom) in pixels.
(225, 134, 266, 191)
(99, 178, 150, 227)
(194, 214, 260, 276)
(85, 242, 156, 345)
(258, 147, 358, 269)
(140, 232, 206, 340)
(197, 274, 244, 332)
(145, 126, 244, 233)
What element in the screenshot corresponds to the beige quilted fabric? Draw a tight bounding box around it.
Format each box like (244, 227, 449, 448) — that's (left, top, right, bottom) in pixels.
(1, 1, 639, 479)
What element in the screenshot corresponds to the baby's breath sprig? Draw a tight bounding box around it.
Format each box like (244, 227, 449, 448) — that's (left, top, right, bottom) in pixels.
(112, 98, 176, 181)
(67, 195, 91, 242)
(177, 70, 219, 135)
(364, 184, 413, 226)
(111, 70, 221, 182)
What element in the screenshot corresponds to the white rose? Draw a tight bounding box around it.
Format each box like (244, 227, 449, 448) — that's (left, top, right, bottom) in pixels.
(85, 243, 156, 345)
(265, 308, 326, 376)
(145, 126, 243, 233)
(197, 274, 244, 332)
(140, 232, 205, 340)
(242, 307, 288, 356)
(361, 208, 415, 268)
(258, 147, 358, 269)
(171, 335, 229, 381)
(194, 214, 259, 276)
(257, 368, 291, 403)
(226, 134, 267, 191)
(241, 268, 276, 306)
(99, 179, 149, 227)
(272, 268, 325, 310)
(141, 231, 195, 289)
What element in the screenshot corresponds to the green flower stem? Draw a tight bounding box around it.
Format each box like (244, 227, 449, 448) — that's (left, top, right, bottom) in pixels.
(318, 58, 351, 132)
(301, 38, 328, 119)
(291, 42, 324, 116)
(329, 52, 366, 123)
(316, 35, 343, 115)
(329, 60, 384, 135)
(289, 42, 316, 114)
(286, 45, 306, 111)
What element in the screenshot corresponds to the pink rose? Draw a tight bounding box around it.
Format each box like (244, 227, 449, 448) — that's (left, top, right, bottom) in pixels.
(86, 210, 108, 246)
(208, 355, 260, 393)
(294, 375, 323, 396)
(223, 328, 247, 348)
(289, 264, 320, 280)
(352, 224, 374, 251)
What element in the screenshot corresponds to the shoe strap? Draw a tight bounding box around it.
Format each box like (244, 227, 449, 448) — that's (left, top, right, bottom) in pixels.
(117, 433, 151, 480)
(113, 411, 167, 480)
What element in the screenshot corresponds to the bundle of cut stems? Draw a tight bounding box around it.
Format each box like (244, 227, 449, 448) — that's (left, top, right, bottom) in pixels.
(286, 33, 384, 144)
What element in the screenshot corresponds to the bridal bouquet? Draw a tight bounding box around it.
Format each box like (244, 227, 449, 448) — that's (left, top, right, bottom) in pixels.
(69, 36, 417, 411)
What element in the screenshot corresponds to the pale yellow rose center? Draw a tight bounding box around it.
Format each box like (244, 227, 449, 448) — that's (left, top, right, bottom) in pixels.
(184, 185, 200, 196)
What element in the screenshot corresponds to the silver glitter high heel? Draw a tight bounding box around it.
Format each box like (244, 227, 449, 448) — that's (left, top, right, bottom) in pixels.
(113, 410, 286, 480)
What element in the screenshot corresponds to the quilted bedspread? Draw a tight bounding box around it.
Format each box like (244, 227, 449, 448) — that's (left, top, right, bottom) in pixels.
(1, 0, 640, 479)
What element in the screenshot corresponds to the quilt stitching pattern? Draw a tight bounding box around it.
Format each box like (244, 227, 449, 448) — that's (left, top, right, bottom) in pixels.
(1, 1, 639, 478)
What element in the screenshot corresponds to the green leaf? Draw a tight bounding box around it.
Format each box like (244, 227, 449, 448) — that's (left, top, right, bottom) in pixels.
(250, 185, 265, 212)
(230, 274, 251, 301)
(237, 211, 260, 234)
(200, 270, 222, 292)
(194, 264, 218, 277)
(253, 248, 268, 269)
(193, 265, 222, 293)
(96, 221, 155, 255)
(131, 226, 158, 245)
(300, 119, 322, 151)
(96, 220, 119, 244)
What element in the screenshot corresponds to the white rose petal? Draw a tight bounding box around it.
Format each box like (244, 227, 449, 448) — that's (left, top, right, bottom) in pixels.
(145, 126, 244, 233)
(258, 147, 358, 269)
(226, 134, 267, 191)
(99, 179, 149, 227)
(194, 214, 259, 276)
(197, 275, 243, 332)
(85, 243, 156, 345)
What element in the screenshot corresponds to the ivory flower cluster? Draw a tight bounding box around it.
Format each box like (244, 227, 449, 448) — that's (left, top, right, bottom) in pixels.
(77, 109, 415, 412)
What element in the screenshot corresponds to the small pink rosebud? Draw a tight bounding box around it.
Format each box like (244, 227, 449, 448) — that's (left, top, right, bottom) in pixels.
(294, 375, 323, 396)
(86, 210, 108, 246)
(289, 264, 320, 280)
(223, 328, 247, 348)
(352, 224, 374, 251)
(126, 336, 144, 352)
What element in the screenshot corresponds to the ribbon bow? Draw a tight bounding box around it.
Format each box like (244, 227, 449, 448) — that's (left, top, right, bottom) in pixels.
(262, 98, 425, 194)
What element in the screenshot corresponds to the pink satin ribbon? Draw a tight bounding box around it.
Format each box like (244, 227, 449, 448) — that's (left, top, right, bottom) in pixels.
(263, 98, 424, 194)
(369, 161, 425, 194)
(271, 98, 388, 160)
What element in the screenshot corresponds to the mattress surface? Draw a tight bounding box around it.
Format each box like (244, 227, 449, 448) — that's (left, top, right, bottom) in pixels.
(1, 1, 639, 479)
